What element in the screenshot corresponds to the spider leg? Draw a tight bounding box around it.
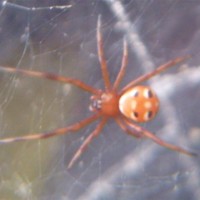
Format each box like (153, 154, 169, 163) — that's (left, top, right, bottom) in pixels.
(115, 117, 142, 138)
(0, 113, 100, 143)
(113, 39, 128, 90)
(121, 55, 190, 94)
(0, 66, 99, 95)
(97, 15, 111, 90)
(67, 117, 107, 169)
(124, 118, 197, 157)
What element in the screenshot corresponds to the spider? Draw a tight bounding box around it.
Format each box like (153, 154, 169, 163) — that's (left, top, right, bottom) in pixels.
(0, 16, 196, 169)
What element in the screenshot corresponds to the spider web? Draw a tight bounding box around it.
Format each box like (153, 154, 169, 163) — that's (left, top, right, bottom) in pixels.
(0, 0, 199, 200)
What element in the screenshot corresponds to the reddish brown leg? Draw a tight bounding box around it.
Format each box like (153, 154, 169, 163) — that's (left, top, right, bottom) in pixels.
(124, 118, 197, 157)
(115, 117, 142, 138)
(97, 15, 111, 91)
(113, 39, 128, 91)
(67, 117, 107, 169)
(120, 55, 190, 94)
(0, 66, 99, 95)
(0, 114, 100, 143)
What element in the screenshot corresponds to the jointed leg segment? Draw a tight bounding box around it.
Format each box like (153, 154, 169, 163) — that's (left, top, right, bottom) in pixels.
(68, 117, 107, 169)
(0, 66, 99, 94)
(115, 117, 142, 138)
(120, 55, 191, 94)
(97, 15, 111, 91)
(113, 39, 128, 90)
(0, 113, 100, 144)
(123, 118, 197, 157)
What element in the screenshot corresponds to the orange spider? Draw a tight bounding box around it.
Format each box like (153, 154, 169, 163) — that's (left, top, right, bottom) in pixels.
(0, 16, 196, 169)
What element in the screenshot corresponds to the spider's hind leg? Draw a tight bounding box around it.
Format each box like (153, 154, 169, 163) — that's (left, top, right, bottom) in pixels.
(121, 55, 190, 94)
(115, 117, 143, 138)
(124, 118, 197, 157)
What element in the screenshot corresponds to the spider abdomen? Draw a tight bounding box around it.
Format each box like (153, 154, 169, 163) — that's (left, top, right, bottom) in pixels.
(119, 86, 159, 122)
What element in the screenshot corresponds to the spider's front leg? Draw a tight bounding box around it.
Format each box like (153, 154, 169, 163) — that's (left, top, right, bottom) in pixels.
(0, 66, 99, 94)
(0, 114, 100, 143)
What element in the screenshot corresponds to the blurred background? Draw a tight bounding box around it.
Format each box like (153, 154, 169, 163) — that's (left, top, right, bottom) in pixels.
(0, 0, 199, 199)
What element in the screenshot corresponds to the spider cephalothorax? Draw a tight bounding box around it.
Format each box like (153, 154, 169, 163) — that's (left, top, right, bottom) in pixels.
(0, 15, 196, 169)
(90, 92, 120, 117)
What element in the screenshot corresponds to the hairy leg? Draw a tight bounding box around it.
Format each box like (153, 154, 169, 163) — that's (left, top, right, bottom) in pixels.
(124, 118, 197, 157)
(0, 114, 100, 143)
(121, 56, 190, 94)
(0, 66, 99, 94)
(97, 15, 111, 90)
(115, 117, 142, 138)
(68, 117, 107, 169)
(113, 39, 128, 90)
